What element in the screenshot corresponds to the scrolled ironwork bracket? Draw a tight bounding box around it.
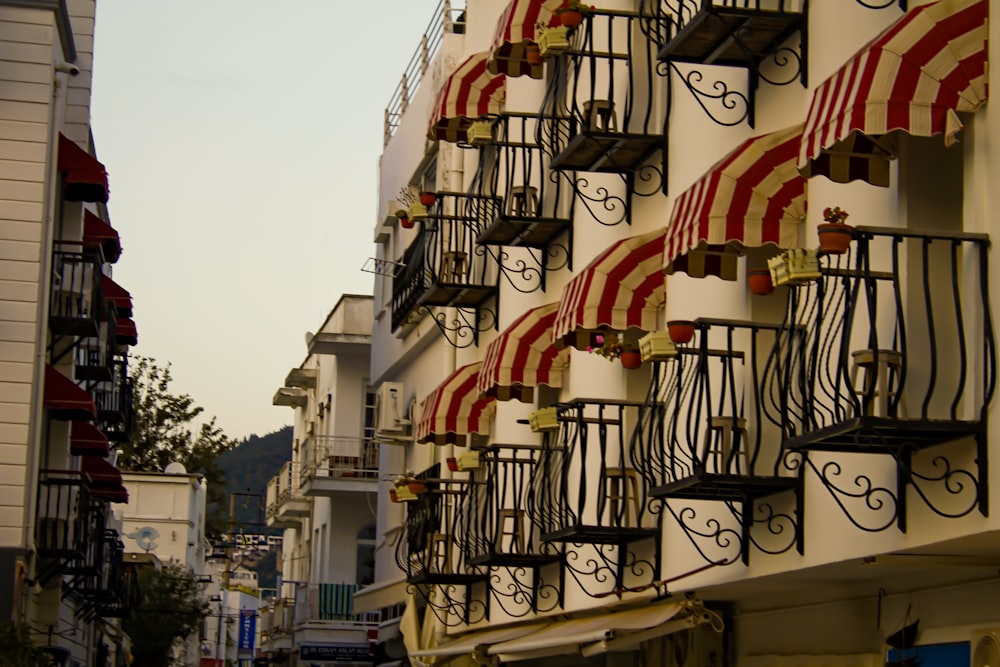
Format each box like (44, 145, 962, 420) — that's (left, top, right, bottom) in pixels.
(430, 304, 498, 349)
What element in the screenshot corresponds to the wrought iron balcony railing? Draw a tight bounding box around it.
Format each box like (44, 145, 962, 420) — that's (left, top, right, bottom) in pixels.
(766, 226, 995, 531)
(92, 354, 132, 440)
(539, 10, 666, 174)
(631, 320, 800, 565)
(475, 113, 574, 256)
(394, 464, 486, 587)
(49, 245, 103, 340)
(300, 435, 380, 487)
(390, 203, 500, 332)
(74, 317, 116, 383)
(637, 0, 807, 127)
(36, 471, 95, 563)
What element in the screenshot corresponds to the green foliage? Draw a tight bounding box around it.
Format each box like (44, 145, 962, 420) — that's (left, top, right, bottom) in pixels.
(216, 426, 293, 530)
(124, 562, 211, 667)
(0, 622, 48, 667)
(120, 356, 238, 538)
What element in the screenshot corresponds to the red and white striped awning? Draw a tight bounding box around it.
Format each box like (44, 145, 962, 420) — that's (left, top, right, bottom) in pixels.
(665, 124, 806, 279)
(428, 52, 506, 143)
(57, 133, 109, 203)
(553, 229, 667, 350)
(416, 363, 496, 445)
(799, 0, 988, 187)
(478, 303, 570, 402)
(487, 0, 563, 79)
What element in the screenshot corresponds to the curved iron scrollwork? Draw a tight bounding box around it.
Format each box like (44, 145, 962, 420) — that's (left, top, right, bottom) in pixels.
(559, 542, 659, 599)
(567, 173, 629, 226)
(906, 451, 981, 520)
(410, 583, 488, 627)
(667, 505, 743, 567)
(487, 566, 561, 618)
(804, 457, 899, 533)
(855, 0, 906, 9)
(743, 501, 799, 556)
(632, 163, 664, 198)
(668, 63, 751, 127)
(758, 46, 804, 87)
(431, 305, 498, 349)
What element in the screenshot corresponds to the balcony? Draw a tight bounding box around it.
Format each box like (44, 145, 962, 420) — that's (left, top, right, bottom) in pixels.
(632, 320, 800, 564)
(475, 114, 574, 252)
(266, 461, 311, 528)
(73, 317, 116, 383)
(49, 244, 103, 339)
(769, 226, 995, 529)
(300, 436, 379, 497)
(35, 470, 105, 587)
(93, 354, 132, 443)
(293, 583, 380, 629)
(390, 203, 500, 332)
(648, 0, 805, 63)
(542, 10, 665, 174)
(526, 399, 660, 596)
(395, 464, 487, 587)
(260, 596, 295, 652)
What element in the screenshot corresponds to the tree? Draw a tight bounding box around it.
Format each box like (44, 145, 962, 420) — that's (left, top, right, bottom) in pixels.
(120, 356, 238, 538)
(124, 562, 211, 667)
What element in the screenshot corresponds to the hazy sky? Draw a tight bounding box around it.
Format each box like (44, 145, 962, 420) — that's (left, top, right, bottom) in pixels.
(91, 0, 443, 439)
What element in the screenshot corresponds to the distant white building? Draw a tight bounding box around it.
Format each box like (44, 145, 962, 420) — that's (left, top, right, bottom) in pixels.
(261, 294, 380, 666)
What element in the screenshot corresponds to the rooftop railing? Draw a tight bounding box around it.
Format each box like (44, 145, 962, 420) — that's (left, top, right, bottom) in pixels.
(383, 0, 467, 146)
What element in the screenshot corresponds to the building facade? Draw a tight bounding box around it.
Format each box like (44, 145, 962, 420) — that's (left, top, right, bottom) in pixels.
(261, 294, 381, 666)
(0, 0, 138, 664)
(359, 1, 1000, 666)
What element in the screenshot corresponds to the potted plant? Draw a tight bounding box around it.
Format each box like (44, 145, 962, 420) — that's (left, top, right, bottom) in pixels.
(667, 320, 696, 344)
(526, 43, 542, 65)
(618, 345, 642, 369)
(817, 206, 854, 254)
(467, 118, 495, 146)
(408, 479, 426, 494)
(555, 0, 595, 29)
(419, 191, 437, 207)
(389, 487, 400, 503)
(536, 17, 570, 56)
(457, 450, 480, 471)
(747, 268, 774, 295)
(395, 209, 414, 229)
(588, 333, 644, 369)
(446, 456, 458, 472)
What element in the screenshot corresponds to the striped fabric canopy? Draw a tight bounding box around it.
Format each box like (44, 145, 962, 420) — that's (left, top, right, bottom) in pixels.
(665, 124, 806, 279)
(487, 0, 563, 79)
(553, 229, 668, 350)
(428, 52, 506, 143)
(799, 0, 988, 187)
(478, 303, 570, 402)
(416, 363, 497, 445)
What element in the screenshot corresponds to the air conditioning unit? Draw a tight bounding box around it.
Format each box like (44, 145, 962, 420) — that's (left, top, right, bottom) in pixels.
(376, 382, 409, 433)
(971, 628, 1000, 667)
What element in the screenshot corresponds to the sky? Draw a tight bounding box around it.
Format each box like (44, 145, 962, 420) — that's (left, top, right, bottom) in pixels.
(90, 0, 444, 440)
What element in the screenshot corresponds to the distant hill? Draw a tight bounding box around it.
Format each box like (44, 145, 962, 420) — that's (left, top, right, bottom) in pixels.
(217, 426, 293, 531)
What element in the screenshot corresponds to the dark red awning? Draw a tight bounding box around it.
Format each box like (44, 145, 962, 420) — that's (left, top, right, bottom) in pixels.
(81, 456, 123, 488)
(101, 275, 133, 316)
(90, 484, 129, 503)
(57, 133, 109, 203)
(70, 422, 110, 457)
(115, 316, 138, 346)
(83, 211, 122, 263)
(44, 364, 96, 421)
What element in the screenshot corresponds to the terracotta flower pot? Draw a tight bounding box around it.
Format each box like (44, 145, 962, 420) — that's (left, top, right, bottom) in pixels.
(446, 457, 458, 472)
(419, 191, 437, 207)
(619, 347, 642, 370)
(389, 488, 399, 503)
(668, 320, 695, 344)
(556, 8, 583, 28)
(408, 480, 426, 494)
(399, 215, 413, 229)
(526, 43, 542, 65)
(747, 268, 774, 296)
(817, 222, 854, 255)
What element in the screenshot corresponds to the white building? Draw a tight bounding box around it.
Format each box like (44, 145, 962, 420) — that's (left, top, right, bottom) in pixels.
(261, 294, 381, 666)
(358, 1, 1000, 667)
(0, 1, 139, 664)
